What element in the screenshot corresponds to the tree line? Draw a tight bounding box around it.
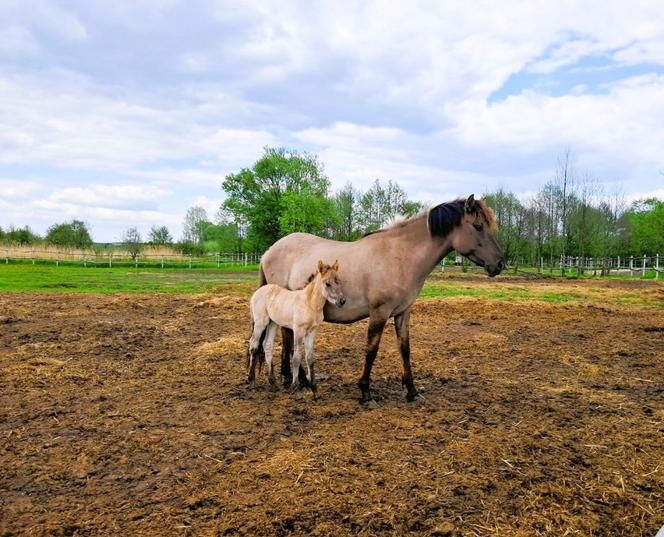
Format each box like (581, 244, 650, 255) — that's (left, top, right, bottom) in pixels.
(1, 148, 661, 262)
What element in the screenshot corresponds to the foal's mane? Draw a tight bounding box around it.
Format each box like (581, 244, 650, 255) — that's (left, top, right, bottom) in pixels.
(363, 197, 497, 238)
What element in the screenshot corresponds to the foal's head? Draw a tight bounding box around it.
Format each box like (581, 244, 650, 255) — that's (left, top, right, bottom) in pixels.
(430, 195, 505, 277)
(317, 259, 346, 307)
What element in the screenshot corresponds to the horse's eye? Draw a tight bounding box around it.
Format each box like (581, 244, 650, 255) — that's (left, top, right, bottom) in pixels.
(326, 282, 331, 287)
(473, 223, 483, 231)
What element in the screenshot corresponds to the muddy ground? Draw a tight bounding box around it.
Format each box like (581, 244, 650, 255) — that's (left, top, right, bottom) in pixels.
(1, 279, 663, 536)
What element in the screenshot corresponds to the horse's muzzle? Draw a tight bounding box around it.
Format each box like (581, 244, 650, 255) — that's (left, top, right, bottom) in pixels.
(487, 259, 505, 277)
(336, 297, 346, 308)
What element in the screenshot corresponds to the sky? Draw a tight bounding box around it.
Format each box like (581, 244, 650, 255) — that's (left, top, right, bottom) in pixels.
(1, 0, 664, 242)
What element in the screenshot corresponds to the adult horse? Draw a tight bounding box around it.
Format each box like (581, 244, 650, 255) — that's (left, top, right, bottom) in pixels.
(258, 195, 505, 402)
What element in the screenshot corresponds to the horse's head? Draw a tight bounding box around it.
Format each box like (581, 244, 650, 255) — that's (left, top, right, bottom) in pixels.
(318, 259, 346, 307)
(450, 195, 505, 277)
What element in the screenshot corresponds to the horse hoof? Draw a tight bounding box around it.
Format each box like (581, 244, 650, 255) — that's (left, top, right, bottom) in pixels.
(363, 400, 378, 409)
(406, 392, 418, 402)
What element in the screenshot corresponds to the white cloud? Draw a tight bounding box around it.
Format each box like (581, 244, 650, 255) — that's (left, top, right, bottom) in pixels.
(48, 184, 171, 207)
(449, 74, 664, 168)
(0, 179, 40, 198)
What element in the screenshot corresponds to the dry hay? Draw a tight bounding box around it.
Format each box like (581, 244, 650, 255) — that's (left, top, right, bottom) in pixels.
(0, 280, 663, 536)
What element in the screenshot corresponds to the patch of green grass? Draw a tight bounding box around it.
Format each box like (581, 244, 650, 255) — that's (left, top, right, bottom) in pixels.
(0, 264, 259, 293)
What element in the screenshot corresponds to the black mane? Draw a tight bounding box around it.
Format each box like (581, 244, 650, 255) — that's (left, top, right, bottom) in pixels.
(427, 200, 466, 237)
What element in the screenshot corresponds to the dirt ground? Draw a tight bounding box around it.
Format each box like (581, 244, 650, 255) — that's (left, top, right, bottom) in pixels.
(1, 279, 663, 536)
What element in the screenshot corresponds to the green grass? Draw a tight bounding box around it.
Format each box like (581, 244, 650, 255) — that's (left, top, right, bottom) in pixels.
(420, 283, 574, 303)
(2, 264, 661, 307)
(0, 264, 258, 293)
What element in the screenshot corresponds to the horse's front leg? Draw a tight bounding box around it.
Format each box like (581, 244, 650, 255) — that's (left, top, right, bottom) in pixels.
(358, 309, 389, 403)
(304, 330, 317, 397)
(280, 327, 293, 387)
(394, 308, 418, 401)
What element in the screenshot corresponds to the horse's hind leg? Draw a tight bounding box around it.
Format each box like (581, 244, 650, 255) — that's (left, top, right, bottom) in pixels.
(263, 322, 279, 389)
(395, 308, 418, 401)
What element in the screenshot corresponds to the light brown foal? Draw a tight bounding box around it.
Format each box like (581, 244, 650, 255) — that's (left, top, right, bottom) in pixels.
(247, 260, 345, 395)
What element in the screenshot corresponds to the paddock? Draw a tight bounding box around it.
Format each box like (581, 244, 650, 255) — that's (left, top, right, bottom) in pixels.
(1, 276, 662, 536)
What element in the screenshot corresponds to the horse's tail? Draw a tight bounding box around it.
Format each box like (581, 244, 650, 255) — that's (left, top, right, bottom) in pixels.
(258, 262, 267, 286)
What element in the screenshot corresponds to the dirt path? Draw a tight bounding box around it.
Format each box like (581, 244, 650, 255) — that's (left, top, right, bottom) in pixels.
(1, 287, 663, 536)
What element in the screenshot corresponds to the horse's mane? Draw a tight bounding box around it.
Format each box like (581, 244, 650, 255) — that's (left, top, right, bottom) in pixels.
(363, 197, 497, 238)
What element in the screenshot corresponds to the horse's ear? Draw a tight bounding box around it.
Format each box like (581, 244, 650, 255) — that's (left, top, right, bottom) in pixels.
(465, 194, 475, 213)
(317, 259, 325, 273)
(332, 259, 339, 271)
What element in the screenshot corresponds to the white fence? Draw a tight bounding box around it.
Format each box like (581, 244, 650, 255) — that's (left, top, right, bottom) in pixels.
(1, 248, 261, 268)
(559, 254, 661, 279)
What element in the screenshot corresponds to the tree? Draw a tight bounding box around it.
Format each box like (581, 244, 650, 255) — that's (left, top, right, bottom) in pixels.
(626, 198, 664, 255)
(332, 183, 361, 241)
(357, 179, 419, 232)
(222, 147, 332, 251)
(46, 220, 92, 248)
(122, 227, 143, 260)
(182, 207, 209, 244)
(148, 225, 173, 245)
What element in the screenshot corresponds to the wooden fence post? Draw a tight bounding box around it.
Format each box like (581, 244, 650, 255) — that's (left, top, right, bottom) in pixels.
(642, 254, 647, 277)
(629, 255, 633, 278)
(161, 256, 164, 269)
(656, 253, 660, 280)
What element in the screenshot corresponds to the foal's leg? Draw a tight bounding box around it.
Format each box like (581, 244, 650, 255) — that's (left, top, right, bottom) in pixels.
(263, 322, 279, 388)
(291, 331, 305, 391)
(248, 315, 269, 385)
(358, 309, 389, 403)
(280, 327, 309, 388)
(394, 308, 418, 401)
(303, 330, 317, 396)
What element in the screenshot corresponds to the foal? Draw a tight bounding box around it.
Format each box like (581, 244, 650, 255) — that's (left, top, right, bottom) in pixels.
(247, 260, 345, 394)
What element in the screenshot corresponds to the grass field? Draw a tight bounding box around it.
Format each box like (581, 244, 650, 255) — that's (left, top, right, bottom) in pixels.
(0, 264, 258, 294)
(1, 264, 662, 308)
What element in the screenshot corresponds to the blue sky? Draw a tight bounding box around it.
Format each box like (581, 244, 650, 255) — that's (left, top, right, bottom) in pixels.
(1, 1, 663, 241)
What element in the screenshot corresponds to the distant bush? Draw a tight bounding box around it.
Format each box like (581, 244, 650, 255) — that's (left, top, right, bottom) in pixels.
(2, 226, 41, 245)
(46, 220, 93, 248)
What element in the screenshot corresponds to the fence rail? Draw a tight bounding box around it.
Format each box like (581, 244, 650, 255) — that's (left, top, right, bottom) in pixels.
(1, 249, 261, 268)
(1, 248, 661, 279)
(558, 254, 661, 279)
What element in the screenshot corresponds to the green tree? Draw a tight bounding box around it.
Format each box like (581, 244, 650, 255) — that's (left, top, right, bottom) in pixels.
(332, 183, 361, 241)
(280, 183, 338, 236)
(45, 220, 92, 248)
(222, 147, 332, 251)
(626, 198, 664, 255)
(148, 225, 173, 245)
